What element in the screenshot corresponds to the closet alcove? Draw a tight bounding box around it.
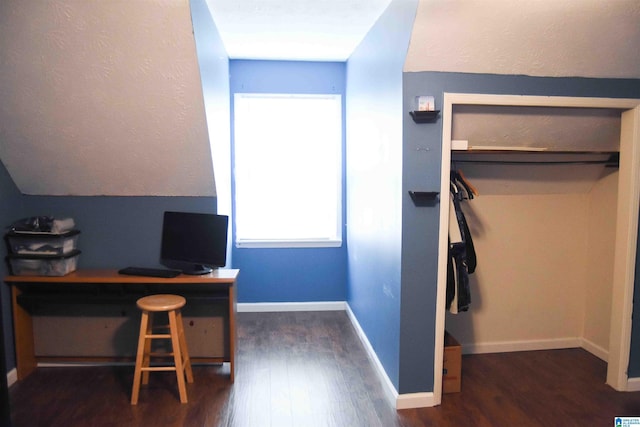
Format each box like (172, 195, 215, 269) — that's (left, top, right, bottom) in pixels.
(434, 94, 640, 401)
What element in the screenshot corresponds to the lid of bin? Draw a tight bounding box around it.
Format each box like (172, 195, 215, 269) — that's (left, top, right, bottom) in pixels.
(5, 229, 81, 238)
(6, 249, 81, 260)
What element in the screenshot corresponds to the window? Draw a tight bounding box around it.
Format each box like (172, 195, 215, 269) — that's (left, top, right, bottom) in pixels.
(233, 93, 342, 248)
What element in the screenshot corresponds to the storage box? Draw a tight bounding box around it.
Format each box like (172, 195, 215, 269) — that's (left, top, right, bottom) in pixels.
(7, 250, 81, 276)
(6, 230, 80, 255)
(443, 331, 462, 393)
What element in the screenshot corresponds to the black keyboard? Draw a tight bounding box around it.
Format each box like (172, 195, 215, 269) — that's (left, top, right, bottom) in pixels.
(118, 266, 182, 278)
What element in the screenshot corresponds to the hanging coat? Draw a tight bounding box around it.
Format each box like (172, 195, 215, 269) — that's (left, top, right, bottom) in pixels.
(447, 177, 476, 313)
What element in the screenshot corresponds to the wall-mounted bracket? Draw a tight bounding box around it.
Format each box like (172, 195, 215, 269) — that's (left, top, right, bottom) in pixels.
(409, 110, 440, 123)
(409, 191, 439, 206)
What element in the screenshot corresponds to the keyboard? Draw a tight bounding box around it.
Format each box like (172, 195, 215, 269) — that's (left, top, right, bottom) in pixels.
(118, 266, 182, 278)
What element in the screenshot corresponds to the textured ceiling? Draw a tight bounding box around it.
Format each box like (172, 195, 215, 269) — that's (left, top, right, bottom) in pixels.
(0, 0, 639, 196)
(405, 0, 640, 78)
(205, 0, 393, 61)
(0, 1, 215, 196)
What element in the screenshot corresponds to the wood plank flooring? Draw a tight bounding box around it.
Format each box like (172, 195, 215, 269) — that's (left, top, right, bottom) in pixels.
(8, 310, 640, 426)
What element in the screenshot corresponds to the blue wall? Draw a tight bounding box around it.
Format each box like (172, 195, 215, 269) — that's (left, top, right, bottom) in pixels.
(20, 196, 217, 269)
(401, 71, 640, 391)
(0, 161, 26, 370)
(229, 60, 347, 303)
(346, 0, 418, 392)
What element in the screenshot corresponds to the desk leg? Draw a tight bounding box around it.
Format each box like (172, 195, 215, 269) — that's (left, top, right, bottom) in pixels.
(228, 284, 236, 382)
(11, 286, 36, 380)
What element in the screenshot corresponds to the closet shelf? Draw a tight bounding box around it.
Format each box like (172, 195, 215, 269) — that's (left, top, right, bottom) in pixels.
(451, 150, 619, 167)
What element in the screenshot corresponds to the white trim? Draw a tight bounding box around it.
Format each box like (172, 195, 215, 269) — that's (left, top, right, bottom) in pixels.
(627, 377, 640, 392)
(237, 301, 346, 312)
(460, 337, 609, 362)
(345, 304, 436, 409)
(236, 239, 342, 249)
(7, 368, 16, 387)
(461, 338, 581, 355)
(436, 93, 640, 402)
(433, 92, 456, 407)
(233, 93, 343, 248)
(608, 106, 640, 390)
(345, 305, 398, 408)
(442, 93, 640, 109)
(396, 392, 436, 409)
(580, 338, 609, 362)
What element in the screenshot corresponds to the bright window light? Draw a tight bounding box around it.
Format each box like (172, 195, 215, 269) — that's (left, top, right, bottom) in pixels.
(233, 93, 342, 248)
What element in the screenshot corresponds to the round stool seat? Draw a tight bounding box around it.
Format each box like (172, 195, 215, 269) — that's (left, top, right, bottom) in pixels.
(131, 293, 193, 404)
(137, 294, 186, 312)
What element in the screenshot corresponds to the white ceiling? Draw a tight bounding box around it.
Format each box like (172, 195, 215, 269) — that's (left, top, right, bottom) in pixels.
(205, 0, 393, 61)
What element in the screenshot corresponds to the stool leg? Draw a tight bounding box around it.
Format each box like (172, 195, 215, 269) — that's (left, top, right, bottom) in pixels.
(169, 310, 188, 403)
(176, 309, 193, 383)
(141, 312, 154, 385)
(131, 310, 149, 405)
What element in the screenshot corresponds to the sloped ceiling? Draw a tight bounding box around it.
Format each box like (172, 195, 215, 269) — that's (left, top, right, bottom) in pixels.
(0, 0, 215, 196)
(0, 0, 639, 196)
(405, 0, 640, 78)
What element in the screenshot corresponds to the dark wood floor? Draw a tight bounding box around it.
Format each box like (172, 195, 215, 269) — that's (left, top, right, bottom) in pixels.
(8, 311, 640, 426)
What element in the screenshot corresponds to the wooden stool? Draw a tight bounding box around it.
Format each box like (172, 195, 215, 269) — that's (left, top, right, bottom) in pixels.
(131, 294, 193, 404)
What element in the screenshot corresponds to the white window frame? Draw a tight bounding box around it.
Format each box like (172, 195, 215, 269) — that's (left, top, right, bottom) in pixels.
(233, 93, 343, 248)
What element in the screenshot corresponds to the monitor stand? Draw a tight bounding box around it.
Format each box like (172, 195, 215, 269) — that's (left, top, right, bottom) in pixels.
(182, 264, 213, 275)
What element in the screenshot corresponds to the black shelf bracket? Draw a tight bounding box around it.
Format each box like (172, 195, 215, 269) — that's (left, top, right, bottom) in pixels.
(409, 191, 440, 206)
(409, 110, 440, 123)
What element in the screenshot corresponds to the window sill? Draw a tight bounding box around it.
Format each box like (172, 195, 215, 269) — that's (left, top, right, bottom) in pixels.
(236, 239, 342, 249)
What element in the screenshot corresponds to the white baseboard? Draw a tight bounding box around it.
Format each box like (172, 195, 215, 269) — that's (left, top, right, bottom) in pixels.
(579, 338, 609, 362)
(396, 392, 436, 409)
(345, 305, 399, 407)
(345, 305, 436, 409)
(461, 337, 582, 355)
(7, 368, 16, 387)
(627, 377, 640, 392)
(461, 336, 610, 363)
(237, 301, 346, 312)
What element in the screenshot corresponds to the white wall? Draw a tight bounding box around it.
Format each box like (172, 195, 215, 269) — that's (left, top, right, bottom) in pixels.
(584, 170, 618, 357)
(446, 192, 590, 352)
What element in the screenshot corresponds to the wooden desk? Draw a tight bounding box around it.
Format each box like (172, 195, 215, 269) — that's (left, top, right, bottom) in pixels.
(5, 269, 239, 382)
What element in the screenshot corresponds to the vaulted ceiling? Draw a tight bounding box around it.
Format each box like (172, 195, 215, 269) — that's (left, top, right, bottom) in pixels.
(0, 0, 638, 196)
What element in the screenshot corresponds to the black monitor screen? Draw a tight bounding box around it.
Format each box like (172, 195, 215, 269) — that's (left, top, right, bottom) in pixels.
(160, 211, 229, 275)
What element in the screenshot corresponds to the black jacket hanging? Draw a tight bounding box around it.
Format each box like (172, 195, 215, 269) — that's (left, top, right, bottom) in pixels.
(447, 172, 477, 313)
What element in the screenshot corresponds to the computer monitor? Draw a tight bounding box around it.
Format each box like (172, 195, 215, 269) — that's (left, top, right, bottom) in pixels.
(160, 211, 229, 275)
